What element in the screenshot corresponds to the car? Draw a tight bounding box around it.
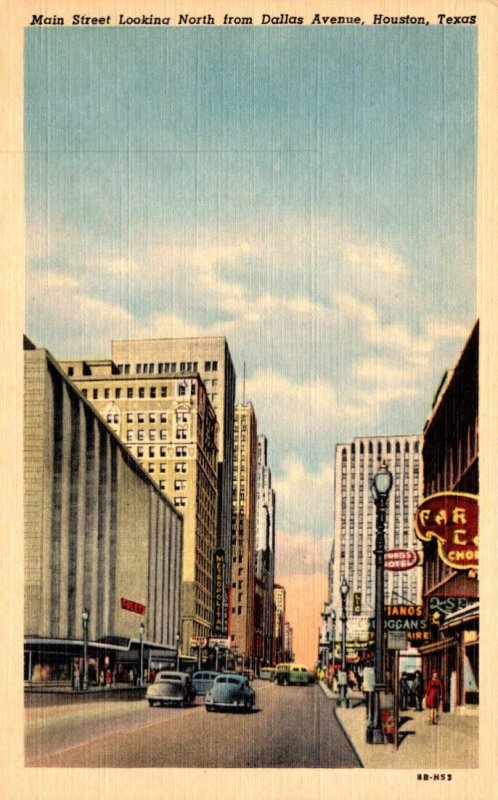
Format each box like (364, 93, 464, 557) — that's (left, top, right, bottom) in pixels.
(192, 670, 219, 696)
(145, 670, 196, 707)
(205, 673, 256, 712)
(260, 667, 276, 681)
(275, 663, 311, 686)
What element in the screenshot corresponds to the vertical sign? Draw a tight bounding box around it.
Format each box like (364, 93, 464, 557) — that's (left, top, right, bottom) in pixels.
(212, 547, 226, 635)
(353, 592, 361, 616)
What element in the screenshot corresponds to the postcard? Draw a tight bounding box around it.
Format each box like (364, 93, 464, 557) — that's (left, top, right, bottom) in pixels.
(0, 0, 496, 798)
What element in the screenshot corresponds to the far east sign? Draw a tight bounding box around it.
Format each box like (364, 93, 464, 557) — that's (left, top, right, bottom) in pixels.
(414, 492, 478, 570)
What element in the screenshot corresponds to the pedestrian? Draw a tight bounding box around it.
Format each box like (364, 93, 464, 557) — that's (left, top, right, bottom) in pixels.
(105, 667, 112, 689)
(399, 671, 411, 711)
(347, 669, 357, 690)
(425, 669, 443, 724)
(412, 670, 424, 711)
(129, 668, 134, 685)
(73, 665, 81, 691)
(99, 670, 105, 688)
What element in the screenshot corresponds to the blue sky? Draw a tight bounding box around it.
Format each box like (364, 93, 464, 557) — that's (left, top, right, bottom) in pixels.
(25, 26, 476, 589)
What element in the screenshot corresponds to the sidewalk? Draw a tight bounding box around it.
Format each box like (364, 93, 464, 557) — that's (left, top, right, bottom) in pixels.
(320, 681, 479, 769)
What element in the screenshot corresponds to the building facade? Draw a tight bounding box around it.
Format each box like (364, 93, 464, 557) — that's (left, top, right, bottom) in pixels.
(230, 403, 257, 661)
(418, 321, 479, 712)
(273, 584, 286, 664)
(255, 435, 276, 664)
(25, 341, 183, 681)
(329, 435, 423, 650)
(60, 359, 218, 648)
(111, 337, 236, 634)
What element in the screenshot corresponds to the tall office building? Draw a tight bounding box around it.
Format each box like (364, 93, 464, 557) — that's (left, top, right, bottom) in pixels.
(230, 403, 257, 660)
(273, 584, 286, 664)
(328, 435, 423, 624)
(255, 435, 276, 664)
(111, 337, 236, 633)
(60, 359, 218, 647)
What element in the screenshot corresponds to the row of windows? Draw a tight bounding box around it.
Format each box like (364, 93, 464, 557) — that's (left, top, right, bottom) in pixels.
(117, 360, 218, 375)
(342, 441, 420, 458)
(82, 384, 196, 400)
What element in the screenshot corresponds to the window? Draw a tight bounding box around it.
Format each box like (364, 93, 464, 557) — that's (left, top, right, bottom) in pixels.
(159, 480, 166, 490)
(82, 389, 87, 397)
(161, 387, 167, 398)
(150, 387, 156, 398)
(160, 430, 167, 441)
(176, 412, 188, 423)
(160, 446, 167, 457)
(126, 431, 133, 442)
(137, 446, 144, 457)
(212, 361, 218, 371)
(149, 447, 155, 458)
(124, 364, 130, 375)
(104, 389, 110, 399)
(175, 462, 187, 473)
(127, 387, 133, 398)
(115, 388, 121, 399)
(136, 364, 142, 374)
(178, 383, 186, 396)
(174, 480, 186, 491)
(160, 412, 167, 423)
(205, 361, 212, 371)
(180, 362, 186, 372)
(160, 464, 166, 473)
(174, 497, 186, 508)
(137, 413, 144, 423)
(127, 412, 133, 422)
(150, 430, 157, 441)
(93, 389, 98, 399)
(148, 464, 155, 473)
(137, 430, 144, 441)
(191, 383, 196, 395)
(149, 363, 154, 373)
(176, 446, 187, 457)
(139, 387, 145, 398)
(176, 428, 187, 439)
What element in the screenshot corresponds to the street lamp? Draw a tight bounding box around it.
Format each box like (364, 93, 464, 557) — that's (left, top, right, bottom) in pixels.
(215, 644, 220, 672)
(331, 609, 337, 687)
(139, 622, 145, 687)
(175, 632, 180, 671)
(367, 461, 393, 745)
(81, 608, 89, 691)
(340, 577, 350, 707)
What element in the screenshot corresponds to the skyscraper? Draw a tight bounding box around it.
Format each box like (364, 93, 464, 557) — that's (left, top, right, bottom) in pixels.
(111, 337, 236, 634)
(230, 403, 257, 661)
(255, 434, 276, 664)
(329, 435, 423, 625)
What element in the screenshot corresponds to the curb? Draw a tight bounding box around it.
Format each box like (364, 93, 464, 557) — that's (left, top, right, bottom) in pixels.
(319, 681, 364, 768)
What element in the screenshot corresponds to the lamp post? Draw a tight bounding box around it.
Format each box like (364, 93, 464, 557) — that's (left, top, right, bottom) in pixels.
(215, 644, 220, 673)
(176, 632, 180, 671)
(366, 461, 393, 745)
(81, 608, 89, 691)
(320, 604, 331, 670)
(331, 609, 337, 688)
(139, 622, 145, 687)
(340, 577, 350, 707)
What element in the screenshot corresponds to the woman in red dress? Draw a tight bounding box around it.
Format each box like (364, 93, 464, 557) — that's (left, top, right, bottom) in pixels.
(425, 669, 443, 724)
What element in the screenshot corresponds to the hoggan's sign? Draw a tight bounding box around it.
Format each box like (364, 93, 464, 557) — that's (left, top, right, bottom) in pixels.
(414, 492, 478, 570)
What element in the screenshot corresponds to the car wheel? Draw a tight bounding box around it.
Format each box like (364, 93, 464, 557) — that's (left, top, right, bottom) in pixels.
(206, 705, 214, 712)
(282, 678, 288, 686)
(148, 700, 154, 707)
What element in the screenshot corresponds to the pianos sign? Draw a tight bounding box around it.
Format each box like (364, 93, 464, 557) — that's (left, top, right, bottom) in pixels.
(414, 492, 478, 570)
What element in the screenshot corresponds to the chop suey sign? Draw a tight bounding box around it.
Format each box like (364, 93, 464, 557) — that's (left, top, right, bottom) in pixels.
(414, 492, 478, 570)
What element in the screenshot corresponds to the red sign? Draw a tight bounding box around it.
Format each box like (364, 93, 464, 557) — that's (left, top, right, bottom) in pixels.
(120, 597, 146, 615)
(384, 549, 420, 571)
(414, 492, 478, 570)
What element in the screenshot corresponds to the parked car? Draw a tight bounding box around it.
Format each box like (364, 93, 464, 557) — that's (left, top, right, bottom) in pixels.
(260, 667, 276, 681)
(145, 670, 196, 707)
(205, 673, 256, 712)
(192, 671, 219, 696)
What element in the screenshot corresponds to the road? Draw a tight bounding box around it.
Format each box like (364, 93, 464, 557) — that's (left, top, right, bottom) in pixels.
(25, 682, 362, 768)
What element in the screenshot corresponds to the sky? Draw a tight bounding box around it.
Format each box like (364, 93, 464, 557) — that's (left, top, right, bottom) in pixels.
(25, 26, 476, 664)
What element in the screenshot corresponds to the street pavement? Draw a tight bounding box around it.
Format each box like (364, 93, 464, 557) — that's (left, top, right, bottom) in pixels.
(320, 683, 478, 769)
(25, 680, 362, 768)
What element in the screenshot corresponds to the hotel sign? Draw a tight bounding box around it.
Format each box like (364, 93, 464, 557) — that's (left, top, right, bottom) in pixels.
(120, 597, 146, 615)
(384, 548, 419, 571)
(414, 493, 478, 570)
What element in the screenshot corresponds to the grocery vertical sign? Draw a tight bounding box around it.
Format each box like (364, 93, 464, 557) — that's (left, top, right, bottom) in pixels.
(414, 493, 478, 569)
